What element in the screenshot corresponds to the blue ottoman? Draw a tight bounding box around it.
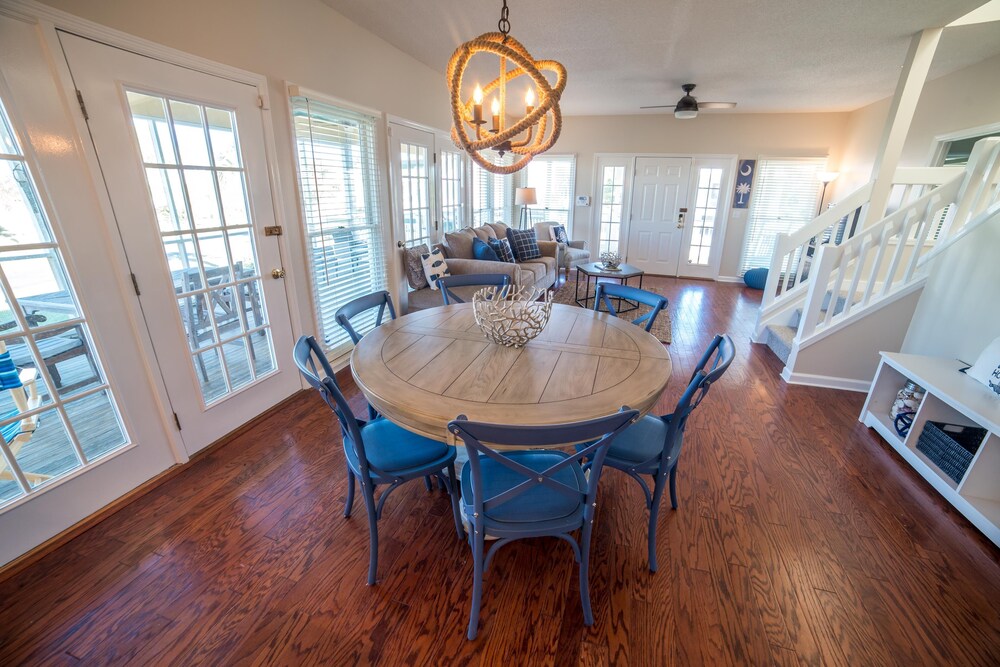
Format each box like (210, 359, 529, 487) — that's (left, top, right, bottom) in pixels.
(743, 268, 768, 290)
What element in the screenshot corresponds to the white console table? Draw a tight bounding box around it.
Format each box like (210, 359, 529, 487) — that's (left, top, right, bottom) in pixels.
(860, 352, 1000, 546)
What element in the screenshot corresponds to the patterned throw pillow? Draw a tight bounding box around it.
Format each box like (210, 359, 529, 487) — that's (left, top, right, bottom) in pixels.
(420, 246, 451, 290)
(548, 225, 569, 244)
(506, 227, 541, 261)
(403, 243, 429, 289)
(472, 238, 501, 262)
(488, 237, 515, 263)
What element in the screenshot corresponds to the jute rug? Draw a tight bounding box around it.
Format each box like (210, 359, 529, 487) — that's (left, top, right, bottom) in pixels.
(549, 280, 672, 344)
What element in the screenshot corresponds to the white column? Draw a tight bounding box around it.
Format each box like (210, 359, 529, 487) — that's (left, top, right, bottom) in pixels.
(866, 28, 943, 224)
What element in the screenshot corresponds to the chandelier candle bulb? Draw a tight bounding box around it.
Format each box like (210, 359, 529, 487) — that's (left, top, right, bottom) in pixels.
(472, 84, 484, 124)
(491, 97, 500, 132)
(525, 87, 535, 114)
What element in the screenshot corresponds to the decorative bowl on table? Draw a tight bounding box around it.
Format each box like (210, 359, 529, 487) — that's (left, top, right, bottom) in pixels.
(599, 251, 622, 271)
(472, 285, 553, 348)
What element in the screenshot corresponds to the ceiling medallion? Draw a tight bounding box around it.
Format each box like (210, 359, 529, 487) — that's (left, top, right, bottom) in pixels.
(447, 0, 566, 175)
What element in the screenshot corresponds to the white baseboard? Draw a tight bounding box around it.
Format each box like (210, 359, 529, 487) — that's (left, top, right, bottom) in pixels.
(780, 367, 872, 393)
(716, 275, 744, 283)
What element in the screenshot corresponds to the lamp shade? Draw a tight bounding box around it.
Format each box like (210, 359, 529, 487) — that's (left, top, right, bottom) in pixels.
(515, 187, 537, 205)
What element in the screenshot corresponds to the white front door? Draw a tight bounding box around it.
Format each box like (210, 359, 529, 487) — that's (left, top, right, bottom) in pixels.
(677, 161, 732, 280)
(60, 33, 299, 455)
(625, 157, 691, 275)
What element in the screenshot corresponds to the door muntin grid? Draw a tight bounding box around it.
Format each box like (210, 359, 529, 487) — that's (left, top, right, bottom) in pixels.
(599, 165, 625, 255)
(400, 142, 431, 247)
(125, 90, 276, 406)
(0, 95, 129, 508)
(688, 167, 723, 266)
(439, 149, 464, 235)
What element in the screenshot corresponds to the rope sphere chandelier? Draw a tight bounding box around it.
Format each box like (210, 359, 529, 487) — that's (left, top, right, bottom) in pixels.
(447, 0, 566, 175)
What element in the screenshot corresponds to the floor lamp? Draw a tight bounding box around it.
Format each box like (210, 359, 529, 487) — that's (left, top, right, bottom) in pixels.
(817, 171, 839, 215)
(516, 187, 537, 230)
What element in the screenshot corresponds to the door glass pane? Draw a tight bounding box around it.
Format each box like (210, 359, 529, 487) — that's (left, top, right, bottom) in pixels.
(688, 167, 723, 266)
(400, 141, 431, 246)
(0, 93, 129, 510)
(127, 91, 277, 405)
(64, 389, 127, 461)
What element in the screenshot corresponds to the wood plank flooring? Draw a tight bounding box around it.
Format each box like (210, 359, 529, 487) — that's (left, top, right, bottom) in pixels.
(2, 276, 999, 665)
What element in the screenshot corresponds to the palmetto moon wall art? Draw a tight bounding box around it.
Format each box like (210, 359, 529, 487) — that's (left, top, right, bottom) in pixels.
(733, 159, 756, 209)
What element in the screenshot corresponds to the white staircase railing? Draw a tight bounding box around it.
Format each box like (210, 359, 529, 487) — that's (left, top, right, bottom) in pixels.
(796, 138, 1000, 343)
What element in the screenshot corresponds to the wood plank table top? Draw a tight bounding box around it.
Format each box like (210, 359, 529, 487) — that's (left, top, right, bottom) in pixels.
(350, 303, 672, 443)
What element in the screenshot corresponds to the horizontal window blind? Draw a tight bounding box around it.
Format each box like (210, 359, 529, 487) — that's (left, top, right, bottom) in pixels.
(523, 155, 575, 228)
(471, 154, 513, 225)
(291, 96, 387, 356)
(739, 158, 825, 275)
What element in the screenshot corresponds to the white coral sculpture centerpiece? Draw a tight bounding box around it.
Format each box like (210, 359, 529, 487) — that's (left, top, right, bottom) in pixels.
(472, 285, 553, 348)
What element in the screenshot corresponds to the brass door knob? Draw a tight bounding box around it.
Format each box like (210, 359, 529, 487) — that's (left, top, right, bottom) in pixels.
(271, 268, 286, 279)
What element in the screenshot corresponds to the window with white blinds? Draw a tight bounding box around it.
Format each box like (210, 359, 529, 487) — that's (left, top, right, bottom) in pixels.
(739, 158, 825, 275)
(522, 155, 575, 228)
(290, 95, 386, 355)
(471, 157, 513, 225)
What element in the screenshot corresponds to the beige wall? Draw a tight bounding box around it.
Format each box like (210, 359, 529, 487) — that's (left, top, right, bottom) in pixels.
(556, 112, 849, 277)
(835, 51, 1000, 198)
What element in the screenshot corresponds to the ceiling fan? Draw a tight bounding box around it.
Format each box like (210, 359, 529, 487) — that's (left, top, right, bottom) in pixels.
(641, 83, 737, 119)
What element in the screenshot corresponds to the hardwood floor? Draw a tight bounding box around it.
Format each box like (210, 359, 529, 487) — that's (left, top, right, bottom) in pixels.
(2, 276, 999, 666)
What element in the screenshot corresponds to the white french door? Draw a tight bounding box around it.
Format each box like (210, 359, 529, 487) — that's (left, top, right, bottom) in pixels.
(625, 157, 691, 275)
(389, 123, 436, 250)
(60, 33, 299, 455)
(677, 160, 733, 279)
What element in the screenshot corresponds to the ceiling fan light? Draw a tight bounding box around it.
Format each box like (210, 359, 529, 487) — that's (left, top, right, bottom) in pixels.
(674, 109, 698, 120)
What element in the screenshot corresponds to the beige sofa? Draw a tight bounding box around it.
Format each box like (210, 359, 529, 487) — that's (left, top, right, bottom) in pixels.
(407, 222, 558, 312)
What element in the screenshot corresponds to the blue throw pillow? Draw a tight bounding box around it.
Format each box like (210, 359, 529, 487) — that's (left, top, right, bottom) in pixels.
(550, 225, 569, 244)
(506, 227, 541, 261)
(472, 237, 501, 262)
(488, 237, 515, 263)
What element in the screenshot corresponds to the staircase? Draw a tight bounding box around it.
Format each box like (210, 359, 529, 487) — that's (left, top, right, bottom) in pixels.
(754, 138, 1000, 389)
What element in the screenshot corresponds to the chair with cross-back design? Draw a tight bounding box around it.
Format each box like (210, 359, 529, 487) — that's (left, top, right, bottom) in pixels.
(594, 282, 668, 333)
(586, 334, 735, 572)
(436, 273, 511, 305)
(294, 335, 463, 586)
(448, 407, 640, 640)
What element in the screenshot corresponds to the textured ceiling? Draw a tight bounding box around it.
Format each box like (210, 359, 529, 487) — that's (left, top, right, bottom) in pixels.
(321, 0, 1000, 115)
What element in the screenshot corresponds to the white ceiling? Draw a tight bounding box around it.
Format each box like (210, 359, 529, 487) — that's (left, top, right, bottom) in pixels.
(321, 0, 1000, 116)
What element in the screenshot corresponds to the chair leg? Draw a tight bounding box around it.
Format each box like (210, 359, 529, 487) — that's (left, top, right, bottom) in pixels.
(362, 481, 379, 586)
(446, 464, 464, 541)
(648, 473, 668, 573)
(344, 466, 356, 518)
(423, 476, 433, 491)
(467, 523, 486, 640)
(580, 524, 595, 626)
(669, 464, 679, 510)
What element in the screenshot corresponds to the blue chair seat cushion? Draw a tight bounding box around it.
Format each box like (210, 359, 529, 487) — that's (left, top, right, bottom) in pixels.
(462, 450, 586, 524)
(577, 414, 672, 468)
(344, 417, 453, 475)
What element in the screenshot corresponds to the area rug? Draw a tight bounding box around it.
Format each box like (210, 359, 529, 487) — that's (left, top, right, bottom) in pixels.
(549, 281, 672, 344)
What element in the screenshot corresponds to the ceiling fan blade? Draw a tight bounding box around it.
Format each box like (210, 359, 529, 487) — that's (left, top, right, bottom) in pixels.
(698, 102, 737, 109)
(639, 105, 674, 109)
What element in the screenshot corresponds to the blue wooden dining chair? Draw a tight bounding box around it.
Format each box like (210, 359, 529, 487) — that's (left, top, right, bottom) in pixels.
(335, 290, 396, 346)
(594, 283, 668, 332)
(585, 334, 735, 572)
(294, 335, 464, 585)
(449, 407, 640, 640)
(437, 274, 510, 305)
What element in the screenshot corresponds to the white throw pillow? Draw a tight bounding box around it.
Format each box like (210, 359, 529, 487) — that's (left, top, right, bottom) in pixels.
(966, 335, 1000, 397)
(420, 247, 451, 290)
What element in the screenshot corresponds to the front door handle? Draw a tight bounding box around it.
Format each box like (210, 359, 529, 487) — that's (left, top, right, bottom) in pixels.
(271, 268, 286, 279)
(397, 240, 406, 248)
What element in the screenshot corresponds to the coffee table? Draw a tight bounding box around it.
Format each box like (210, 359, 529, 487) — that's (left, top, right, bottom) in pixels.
(575, 262, 645, 312)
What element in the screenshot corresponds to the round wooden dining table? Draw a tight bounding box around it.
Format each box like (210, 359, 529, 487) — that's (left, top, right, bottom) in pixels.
(350, 302, 671, 444)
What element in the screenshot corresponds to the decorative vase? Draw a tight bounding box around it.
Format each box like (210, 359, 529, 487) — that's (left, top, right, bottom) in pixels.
(472, 285, 553, 348)
(890, 380, 925, 425)
(599, 251, 621, 270)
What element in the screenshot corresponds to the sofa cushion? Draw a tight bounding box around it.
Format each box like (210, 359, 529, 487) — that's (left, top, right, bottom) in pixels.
(403, 243, 429, 289)
(420, 247, 451, 290)
(471, 226, 495, 242)
(472, 238, 501, 262)
(444, 228, 478, 259)
(506, 227, 541, 261)
(486, 222, 509, 239)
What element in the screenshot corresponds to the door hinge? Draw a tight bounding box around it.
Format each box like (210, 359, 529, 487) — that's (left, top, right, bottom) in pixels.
(433, 152, 437, 164)
(173, 412, 182, 430)
(130, 272, 141, 296)
(434, 219, 439, 230)
(257, 95, 265, 109)
(75, 90, 89, 120)
(264, 225, 283, 236)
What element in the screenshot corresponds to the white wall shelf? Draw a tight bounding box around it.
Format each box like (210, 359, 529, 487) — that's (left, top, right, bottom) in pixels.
(861, 352, 1000, 546)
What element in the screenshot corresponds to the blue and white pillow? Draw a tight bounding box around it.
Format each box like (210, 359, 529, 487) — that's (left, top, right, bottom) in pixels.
(420, 246, 451, 290)
(488, 237, 516, 263)
(549, 225, 569, 244)
(506, 227, 541, 261)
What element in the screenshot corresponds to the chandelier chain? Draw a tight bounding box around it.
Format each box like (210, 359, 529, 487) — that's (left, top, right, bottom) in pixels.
(497, 0, 510, 38)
